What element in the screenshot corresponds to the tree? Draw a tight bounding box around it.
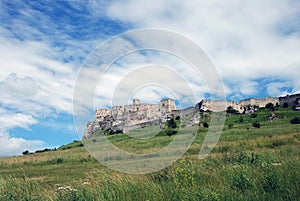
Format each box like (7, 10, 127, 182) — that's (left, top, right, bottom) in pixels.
(164, 118, 178, 137)
(167, 118, 177, 129)
(175, 116, 181, 121)
(166, 130, 177, 137)
(226, 106, 239, 114)
(265, 103, 275, 111)
(203, 122, 209, 128)
(22, 150, 30, 155)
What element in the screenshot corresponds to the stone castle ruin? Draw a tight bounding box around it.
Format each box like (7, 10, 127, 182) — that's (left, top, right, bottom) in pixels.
(197, 97, 280, 114)
(84, 98, 178, 139)
(279, 93, 300, 109)
(83, 93, 300, 139)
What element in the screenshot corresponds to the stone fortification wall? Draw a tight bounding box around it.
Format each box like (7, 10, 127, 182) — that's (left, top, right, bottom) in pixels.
(197, 100, 242, 113)
(83, 98, 176, 138)
(239, 97, 279, 108)
(279, 93, 300, 107)
(197, 97, 280, 113)
(84, 93, 300, 139)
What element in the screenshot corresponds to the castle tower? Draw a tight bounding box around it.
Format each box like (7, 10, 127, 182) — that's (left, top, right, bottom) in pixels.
(160, 98, 176, 113)
(133, 99, 140, 105)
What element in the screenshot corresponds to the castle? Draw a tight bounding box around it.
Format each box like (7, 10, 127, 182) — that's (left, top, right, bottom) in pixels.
(197, 97, 280, 113)
(83, 93, 300, 139)
(83, 98, 178, 139)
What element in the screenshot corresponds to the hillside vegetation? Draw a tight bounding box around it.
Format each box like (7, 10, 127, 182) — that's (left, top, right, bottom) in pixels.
(0, 106, 299, 200)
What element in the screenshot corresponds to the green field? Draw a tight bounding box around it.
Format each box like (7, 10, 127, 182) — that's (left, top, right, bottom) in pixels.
(0, 107, 299, 200)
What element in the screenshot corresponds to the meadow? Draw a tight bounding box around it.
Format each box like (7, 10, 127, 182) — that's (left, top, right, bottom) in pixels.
(0, 106, 299, 200)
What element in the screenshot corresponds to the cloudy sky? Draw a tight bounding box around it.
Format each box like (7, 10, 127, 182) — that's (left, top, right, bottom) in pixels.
(0, 0, 299, 156)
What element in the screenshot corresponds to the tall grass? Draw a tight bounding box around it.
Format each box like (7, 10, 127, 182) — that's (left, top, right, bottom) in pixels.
(0, 107, 299, 200)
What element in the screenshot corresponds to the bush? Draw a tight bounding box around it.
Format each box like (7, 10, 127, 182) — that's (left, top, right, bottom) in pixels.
(167, 118, 177, 129)
(239, 116, 244, 123)
(203, 122, 209, 128)
(175, 116, 181, 120)
(283, 102, 289, 108)
(290, 117, 300, 124)
(265, 103, 275, 111)
(226, 106, 239, 114)
(250, 113, 257, 118)
(252, 121, 260, 128)
(22, 150, 30, 155)
(166, 129, 177, 137)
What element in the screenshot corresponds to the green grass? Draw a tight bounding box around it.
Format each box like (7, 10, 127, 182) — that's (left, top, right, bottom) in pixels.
(0, 107, 299, 200)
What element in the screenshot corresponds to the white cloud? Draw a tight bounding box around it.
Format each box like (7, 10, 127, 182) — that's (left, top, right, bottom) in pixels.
(0, 109, 42, 156)
(0, 132, 44, 157)
(267, 82, 292, 97)
(0, 113, 37, 131)
(105, 0, 300, 97)
(1, 0, 300, 156)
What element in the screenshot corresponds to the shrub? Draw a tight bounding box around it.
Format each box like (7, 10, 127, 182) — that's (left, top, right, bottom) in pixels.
(265, 103, 275, 111)
(228, 124, 234, 129)
(56, 158, 64, 164)
(239, 116, 244, 123)
(22, 150, 30, 155)
(290, 117, 300, 124)
(283, 102, 289, 108)
(226, 106, 239, 114)
(250, 113, 257, 118)
(203, 122, 209, 128)
(167, 118, 177, 129)
(252, 121, 260, 128)
(166, 129, 177, 137)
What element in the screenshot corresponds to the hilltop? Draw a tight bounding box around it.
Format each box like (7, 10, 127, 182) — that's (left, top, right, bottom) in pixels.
(0, 105, 299, 200)
(84, 93, 300, 139)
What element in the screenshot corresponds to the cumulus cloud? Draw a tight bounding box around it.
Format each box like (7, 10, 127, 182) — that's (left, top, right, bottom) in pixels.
(0, 113, 37, 131)
(1, 0, 300, 156)
(0, 132, 44, 157)
(105, 0, 300, 97)
(0, 109, 43, 156)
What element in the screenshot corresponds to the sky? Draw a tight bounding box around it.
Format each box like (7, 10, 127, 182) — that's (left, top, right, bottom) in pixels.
(0, 0, 299, 157)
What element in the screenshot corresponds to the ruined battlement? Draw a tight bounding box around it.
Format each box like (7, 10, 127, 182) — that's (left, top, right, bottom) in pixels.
(197, 94, 299, 113)
(84, 93, 300, 139)
(83, 98, 178, 139)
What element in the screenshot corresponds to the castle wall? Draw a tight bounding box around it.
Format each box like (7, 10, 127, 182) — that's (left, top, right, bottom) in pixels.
(197, 97, 280, 113)
(197, 100, 242, 113)
(85, 99, 174, 137)
(240, 97, 279, 108)
(84, 93, 300, 139)
(279, 93, 300, 107)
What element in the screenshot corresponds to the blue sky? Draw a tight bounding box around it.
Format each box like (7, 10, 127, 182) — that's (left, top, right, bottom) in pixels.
(0, 0, 300, 156)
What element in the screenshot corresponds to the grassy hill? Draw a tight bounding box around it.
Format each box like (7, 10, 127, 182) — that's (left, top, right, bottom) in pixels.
(0, 106, 299, 200)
